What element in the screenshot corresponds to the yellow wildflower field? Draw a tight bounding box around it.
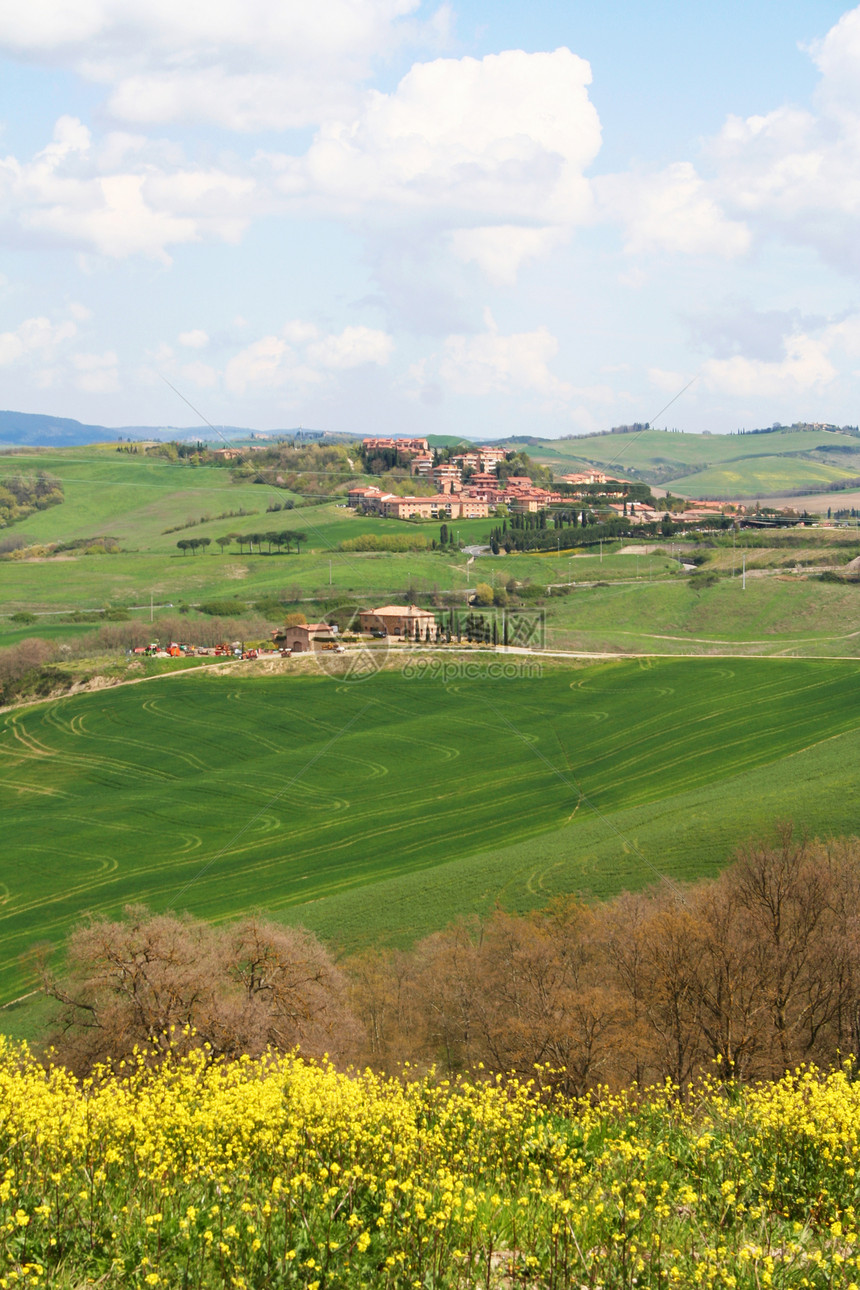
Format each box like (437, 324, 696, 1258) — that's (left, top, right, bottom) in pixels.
(1, 1036, 860, 1288)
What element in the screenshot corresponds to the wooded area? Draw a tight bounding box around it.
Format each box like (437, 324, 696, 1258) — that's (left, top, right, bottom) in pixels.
(42, 826, 860, 1094)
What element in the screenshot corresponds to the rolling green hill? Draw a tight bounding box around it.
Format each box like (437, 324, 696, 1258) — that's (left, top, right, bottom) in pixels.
(1, 657, 858, 1003)
(1, 447, 292, 549)
(522, 426, 860, 497)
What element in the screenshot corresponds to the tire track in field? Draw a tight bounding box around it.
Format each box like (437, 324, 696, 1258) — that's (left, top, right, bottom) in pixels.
(137, 686, 362, 759)
(178, 762, 564, 893)
(3, 704, 172, 786)
(571, 678, 860, 808)
(16, 753, 564, 919)
(43, 701, 210, 774)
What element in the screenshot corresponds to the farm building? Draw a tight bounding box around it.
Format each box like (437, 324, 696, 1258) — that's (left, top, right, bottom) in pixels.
(359, 605, 438, 641)
(271, 623, 338, 653)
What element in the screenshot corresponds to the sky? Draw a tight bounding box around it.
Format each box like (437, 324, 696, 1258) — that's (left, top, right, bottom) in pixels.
(1, 1, 860, 438)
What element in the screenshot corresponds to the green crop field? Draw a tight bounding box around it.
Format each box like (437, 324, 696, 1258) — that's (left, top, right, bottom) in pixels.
(2, 657, 859, 1007)
(529, 426, 855, 469)
(522, 426, 860, 496)
(0, 545, 499, 617)
(666, 456, 860, 498)
(542, 572, 860, 655)
(0, 449, 509, 616)
(1, 448, 286, 548)
(2, 450, 495, 557)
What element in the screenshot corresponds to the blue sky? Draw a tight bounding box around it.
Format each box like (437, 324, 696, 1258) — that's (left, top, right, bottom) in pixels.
(1, 0, 859, 438)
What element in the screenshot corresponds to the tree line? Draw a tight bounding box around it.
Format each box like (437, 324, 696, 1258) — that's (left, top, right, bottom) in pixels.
(37, 826, 860, 1095)
(177, 530, 307, 556)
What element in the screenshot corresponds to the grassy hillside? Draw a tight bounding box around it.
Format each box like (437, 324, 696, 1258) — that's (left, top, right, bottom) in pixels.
(1, 448, 293, 549)
(664, 455, 860, 498)
(1, 657, 858, 1002)
(542, 571, 860, 656)
(0, 449, 502, 616)
(524, 426, 860, 496)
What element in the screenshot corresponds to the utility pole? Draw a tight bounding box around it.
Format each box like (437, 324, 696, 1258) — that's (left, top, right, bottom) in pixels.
(329, 559, 332, 586)
(150, 591, 153, 624)
(742, 551, 746, 590)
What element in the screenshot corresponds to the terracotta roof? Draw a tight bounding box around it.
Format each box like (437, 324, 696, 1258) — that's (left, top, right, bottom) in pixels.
(367, 604, 435, 617)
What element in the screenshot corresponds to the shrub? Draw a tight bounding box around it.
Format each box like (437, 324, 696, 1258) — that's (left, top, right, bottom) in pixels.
(339, 533, 430, 552)
(198, 599, 248, 617)
(688, 570, 719, 589)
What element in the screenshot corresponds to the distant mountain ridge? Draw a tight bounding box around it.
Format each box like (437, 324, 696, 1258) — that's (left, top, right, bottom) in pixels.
(0, 410, 339, 448)
(0, 410, 118, 446)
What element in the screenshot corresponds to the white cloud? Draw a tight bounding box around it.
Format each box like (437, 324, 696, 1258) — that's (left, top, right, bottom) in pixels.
(688, 6, 860, 275)
(0, 116, 256, 260)
(224, 337, 297, 396)
(178, 329, 209, 349)
(0, 45, 602, 281)
(181, 360, 217, 388)
(598, 162, 751, 258)
(448, 225, 568, 285)
(224, 321, 393, 395)
(825, 314, 860, 359)
(282, 320, 321, 345)
(275, 47, 600, 279)
(808, 7, 860, 123)
(72, 349, 120, 393)
(592, 7, 860, 277)
(0, 0, 430, 132)
(0, 314, 77, 365)
(649, 368, 687, 393)
(306, 325, 393, 369)
(702, 333, 836, 398)
(428, 310, 570, 399)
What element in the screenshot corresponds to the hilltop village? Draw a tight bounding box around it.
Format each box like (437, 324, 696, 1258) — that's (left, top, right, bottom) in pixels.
(347, 436, 732, 525)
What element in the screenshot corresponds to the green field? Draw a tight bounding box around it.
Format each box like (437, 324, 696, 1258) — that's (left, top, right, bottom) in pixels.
(5, 442, 860, 637)
(0, 544, 499, 617)
(666, 455, 860, 498)
(542, 572, 860, 655)
(0, 448, 505, 615)
(1, 657, 859, 1006)
(2, 450, 494, 556)
(1, 448, 286, 547)
(524, 426, 860, 496)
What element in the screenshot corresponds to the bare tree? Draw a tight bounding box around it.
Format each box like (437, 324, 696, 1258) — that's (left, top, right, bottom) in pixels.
(44, 907, 358, 1074)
